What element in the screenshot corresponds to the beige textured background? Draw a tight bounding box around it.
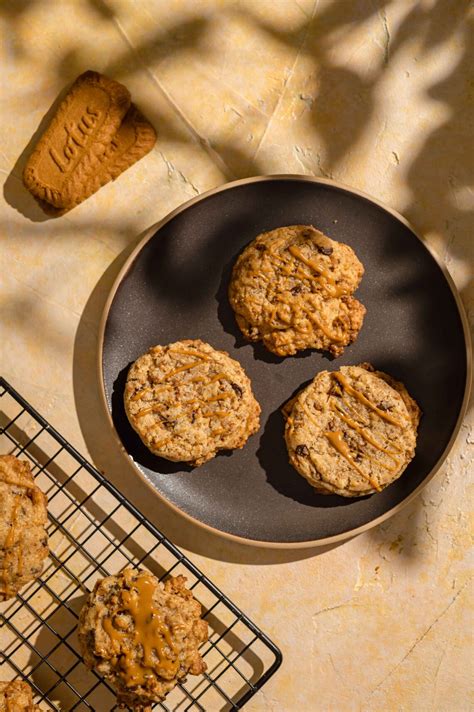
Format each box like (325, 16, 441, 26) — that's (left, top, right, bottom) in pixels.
(1, 0, 473, 710)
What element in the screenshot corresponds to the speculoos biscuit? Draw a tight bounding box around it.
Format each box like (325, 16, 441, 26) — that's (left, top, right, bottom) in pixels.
(23, 71, 156, 214)
(35, 104, 156, 215)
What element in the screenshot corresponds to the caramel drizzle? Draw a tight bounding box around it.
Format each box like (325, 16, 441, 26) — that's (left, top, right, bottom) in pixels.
(188, 375, 207, 384)
(331, 401, 402, 463)
(133, 348, 238, 426)
(332, 372, 407, 426)
(208, 373, 229, 384)
(136, 405, 163, 418)
(132, 386, 151, 402)
(165, 361, 204, 378)
(324, 431, 381, 491)
(206, 393, 231, 403)
(321, 372, 411, 488)
(243, 238, 349, 335)
(307, 312, 345, 343)
(287, 245, 348, 297)
(268, 292, 345, 343)
(132, 385, 170, 402)
(133, 351, 210, 403)
(103, 571, 179, 687)
(339, 394, 367, 423)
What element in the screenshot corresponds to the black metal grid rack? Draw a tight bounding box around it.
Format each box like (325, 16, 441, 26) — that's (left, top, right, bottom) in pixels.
(0, 378, 282, 711)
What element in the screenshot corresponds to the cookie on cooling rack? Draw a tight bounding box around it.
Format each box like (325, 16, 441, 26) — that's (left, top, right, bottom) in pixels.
(0, 680, 41, 710)
(0, 455, 49, 601)
(124, 339, 261, 466)
(79, 568, 208, 708)
(283, 364, 421, 497)
(228, 224, 366, 357)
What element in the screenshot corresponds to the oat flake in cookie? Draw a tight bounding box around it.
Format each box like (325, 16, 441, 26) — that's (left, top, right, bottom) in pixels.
(0, 455, 49, 601)
(284, 364, 421, 497)
(78, 568, 208, 709)
(124, 339, 261, 466)
(228, 224, 366, 357)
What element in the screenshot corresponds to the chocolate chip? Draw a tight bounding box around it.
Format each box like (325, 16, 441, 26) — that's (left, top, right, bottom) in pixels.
(317, 245, 333, 256)
(295, 444, 309, 456)
(231, 382, 243, 397)
(302, 229, 313, 237)
(378, 401, 392, 411)
(329, 383, 342, 397)
(291, 285, 302, 295)
(256, 243, 266, 251)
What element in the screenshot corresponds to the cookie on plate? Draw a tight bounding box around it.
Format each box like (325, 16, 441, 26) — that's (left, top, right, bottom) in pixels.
(228, 224, 366, 357)
(0, 455, 49, 601)
(79, 568, 208, 709)
(283, 364, 421, 497)
(0, 680, 41, 711)
(124, 339, 261, 466)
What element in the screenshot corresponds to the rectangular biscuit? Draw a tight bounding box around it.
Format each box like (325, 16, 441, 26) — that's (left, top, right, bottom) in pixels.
(35, 104, 157, 216)
(23, 70, 131, 209)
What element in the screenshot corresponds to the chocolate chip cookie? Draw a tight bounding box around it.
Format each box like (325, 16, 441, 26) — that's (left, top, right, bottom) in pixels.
(0, 455, 49, 601)
(124, 339, 261, 466)
(228, 225, 366, 357)
(283, 364, 421, 497)
(79, 568, 208, 708)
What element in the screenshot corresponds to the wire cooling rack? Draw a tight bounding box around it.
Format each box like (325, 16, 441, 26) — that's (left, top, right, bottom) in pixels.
(0, 378, 282, 711)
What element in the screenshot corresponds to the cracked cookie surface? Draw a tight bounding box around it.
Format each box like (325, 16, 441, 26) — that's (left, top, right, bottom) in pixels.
(124, 339, 261, 466)
(228, 225, 366, 357)
(283, 364, 421, 497)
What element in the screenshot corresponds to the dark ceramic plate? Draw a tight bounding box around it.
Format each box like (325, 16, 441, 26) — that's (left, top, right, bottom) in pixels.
(99, 176, 470, 547)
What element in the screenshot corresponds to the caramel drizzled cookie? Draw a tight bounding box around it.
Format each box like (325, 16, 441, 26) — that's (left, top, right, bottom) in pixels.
(228, 224, 366, 357)
(0, 680, 41, 711)
(0, 455, 49, 601)
(79, 568, 208, 708)
(124, 339, 261, 466)
(283, 364, 421, 497)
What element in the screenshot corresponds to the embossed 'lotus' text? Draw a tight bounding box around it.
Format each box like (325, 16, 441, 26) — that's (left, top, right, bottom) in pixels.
(49, 106, 101, 172)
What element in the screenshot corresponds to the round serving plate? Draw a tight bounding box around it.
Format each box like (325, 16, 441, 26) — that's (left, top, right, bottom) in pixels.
(98, 176, 471, 548)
